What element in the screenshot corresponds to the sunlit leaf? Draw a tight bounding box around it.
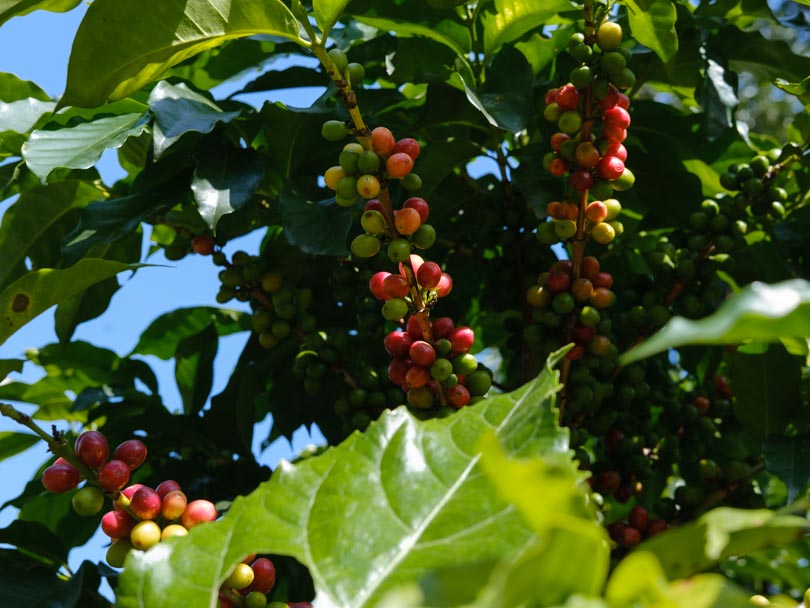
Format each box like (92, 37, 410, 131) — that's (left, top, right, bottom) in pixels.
(623, 0, 679, 63)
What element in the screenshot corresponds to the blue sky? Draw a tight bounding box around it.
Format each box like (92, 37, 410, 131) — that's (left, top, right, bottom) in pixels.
(0, 5, 326, 579)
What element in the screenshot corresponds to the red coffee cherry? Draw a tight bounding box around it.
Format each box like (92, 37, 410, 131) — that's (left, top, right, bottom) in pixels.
(603, 106, 631, 130)
(555, 84, 581, 111)
(383, 273, 410, 299)
(385, 153, 414, 178)
(597, 155, 625, 181)
(605, 142, 627, 161)
(405, 366, 430, 389)
(431, 317, 455, 339)
(130, 486, 162, 520)
(371, 126, 395, 157)
(246, 558, 276, 594)
(384, 331, 414, 356)
(41, 463, 81, 493)
(628, 505, 649, 533)
(550, 132, 570, 151)
(388, 357, 412, 386)
(449, 327, 475, 353)
(446, 384, 471, 408)
(436, 273, 453, 298)
(394, 207, 422, 235)
(391, 137, 420, 160)
(191, 235, 215, 255)
(416, 261, 442, 289)
(112, 439, 147, 470)
(101, 510, 136, 539)
(155, 479, 182, 498)
(74, 430, 109, 469)
(161, 489, 188, 520)
(570, 169, 595, 191)
(181, 499, 218, 529)
(403, 197, 429, 222)
(97, 460, 131, 492)
(369, 271, 392, 301)
(409, 341, 437, 367)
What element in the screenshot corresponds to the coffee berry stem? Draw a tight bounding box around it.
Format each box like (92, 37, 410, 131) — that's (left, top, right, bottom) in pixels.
(376, 186, 399, 242)
(220, 586, 247, 608)
(0, 402, 96, 479)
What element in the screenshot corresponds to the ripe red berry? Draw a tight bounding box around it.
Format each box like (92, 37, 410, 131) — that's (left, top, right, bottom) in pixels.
(181, 499, 218, 529)
(246, 558, 276, 594)
(555, 84, 581, 111)
(446, 384, 471, 408)
(586, 201, 608, 224)
(97, 460, 131, 492)
(565, 345, 585, 360)
(409, 341, 437, 367)
(371, 127, 395, 157)
(364, 199, 383, 213)
(572, 325, 596, 343)
(74, 430, 109, 469)
(403, 197, 429, 222)
(369, 271, 391, 301)
(385, 153, 414, 178)
(449, 326, 475, 353)
(544, 87, 559, 105)
(550, 132, 570, 152)
(549, 157, 568, 176)
(112, 439, 147, 470)
(603, 106, 631, 130)
(101, 509, 135, 539)
(384, 331, 413, 356)
(617, 93, 630, 109)
(602, 124, 627, 143)
(394, 207, 422, 235)
(388, 357, 412, 385)
(605, 143, 627, 161)
(130, 486, 162, 520)
(597, 156, 625, 181)
(383, 273, 411, 299)
(391, 137, 421, 160)
(569, 169, 595, 191)
(405, 365, 430, 389)
(416, 261, 442, 289)
(155, 479, 182, 498)
(436, 273, 453, 298)
(161, 489, 188, 520)
(694, 395, 711, 416)
(580, 256, 600, 279)
(406, 315, 423, 339)
(593, 272, 614, 289)
(41, 463, 81, 493)
(431, 317, 455, 339)
(646, 518, 668, 536)
(619, 525, 642, 547)
(545, 271, 571, 294)
(629, 505, 649, 532)
(596, 470, 621, 494)
(191, 235, 215, 255)
(597, 85, 620, 110)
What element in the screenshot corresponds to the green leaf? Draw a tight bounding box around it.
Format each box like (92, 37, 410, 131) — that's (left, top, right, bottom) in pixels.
(0, 72, 50, 102)
(0, 520, 68, 568)
(775, 75, 810, 104)
(60, 0, 303, 108)
(0, 0, 81, 28)
(730, 345, 801, 439)
(639, 507, 809, 580)
(191, 139, 263, 230)
(0, 98, 56, 156)
(623, 0, 679, 63)
(22, 113, 148, 183)
(0, 432, 38, 461)
(696, 56, 738, 142)
(763, 435, 810, 503)
(278, 182, 352, 257)
(481, 0, 576, 56)
(478, 44, 535, 134)
(0, 358, 23, 378)
(313, 0, 349, 38)
(0, 259, 142, 346)
(0, 180, 108, 291)
(132, 307, 248, 360)
(117, 355, 566, 607)
(148, 81, 241, 158)
(354, 15, 469, 57)
(175, 323, 218, 416)
(619, 280, 810, 365)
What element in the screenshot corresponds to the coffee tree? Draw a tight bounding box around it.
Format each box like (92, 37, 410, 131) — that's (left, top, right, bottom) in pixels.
(1, 0, 810, 606)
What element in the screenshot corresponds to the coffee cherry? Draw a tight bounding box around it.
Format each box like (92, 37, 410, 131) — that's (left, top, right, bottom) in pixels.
(369, 271, 391, 300)
(386, 152, 414, 178)
(416, 261, 442, 289)
(591, 222, 616, 245)
(324, 166, 345, 190)
(130, 486, 162, 520)
(382, 298, 408, 321)
(247, 558, 277, 594)
(159, 489, 187, 520)
(161, 524, 189, 540)
(603, 106, 631, 130)
(383, 274, 410, 299)
(618, 525, 642, 548)
(405, 365, 430, 389)
(181, 499, 218, 529)
(351, 234, 381, 258)
(412, 224, 436, 249)
(371, 127, 395, 157)
(612, 167, 635, 190)
(97, 460, 131, 492)
(74, 431, 109, 469)
(403, 197, 429, 222)
(570, 170, 594, 191)
(72, 485, 104, 516)
(436, 273, 453, 297)
(384, 331, 413, 356)
(225, 563, 255, 590)
(392, 138, 421, 160)
(586, 201, 608, 224)
(602, 124, 626, 143)
(449, 326, 475, 353)
(575, 142, 600, 168)
(245, 592, 268, 608)
(360, 210, 387, 235)
(101, 510, 136, 539)
(430, 358, 453, 381)
(558, 110, 583, 135)
(597, 156, 624, 181)
(555, 84, 581, 111)
(42, 462, 82, 493)
(112, 439, 148, 470)
(327, 48, 348, 74)
(356, 175, 381, 199)
(321, 120, 348, 142)
(446, 384, 471, 408)
(596, 22, 623, 50)
(191, 235, 215, 256)
(131, 520, 162, 551)
(394, 207, 422, 235)
(410, 341, 437, 367)
(628, 505, 649, 532)
(402, 172, 422, 190)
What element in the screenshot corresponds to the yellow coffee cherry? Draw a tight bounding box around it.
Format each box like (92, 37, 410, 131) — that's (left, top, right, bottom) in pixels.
(324, 166, 346, 190)
(356, 174, 381, 199)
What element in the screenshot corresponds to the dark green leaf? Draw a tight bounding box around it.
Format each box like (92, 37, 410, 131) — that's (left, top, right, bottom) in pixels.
(354, 14, 470, 56)
(0, 259, 143, 346)
(0, 432, 38, 461)
(118, 355, 566, 607)
(481, 0, 577, 56)
(278, 182, 352, 257)
(0, 0, 81, 28)
(61, 0, 304, 108)
(191, 139, 263, 230)
(22, 113, 148, 183)
(149, 81, 240, 158)
(709, 27, 810, 83)
(0, 180, 107, 291)
(731, 345, 802, 439)
(0, 519, 69, 567)
(696, 56, 738, 142)
(620, 280, 810, 365)
(132, 307, 248, 360)
(175, 323, 218, 416)
(479, 44, 535, 133)
(0, 358, 23, 378)
(764, 435, 810, 503)
(775, 75, 810, 104)
(623, 0, 679, 62)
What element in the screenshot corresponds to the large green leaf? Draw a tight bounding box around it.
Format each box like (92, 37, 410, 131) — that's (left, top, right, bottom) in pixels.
(0, 0, 80, 27)
(0, 432, 38, 461)
(619, 280, 810, 365)
(60, 0, 304, 108)
(775, 75, 810, 104)
(149, 81, 240, 158)
(478, 44, 535, 134)
(354, 15, 470, 57)
(313, 0, 349, 38)
(0, 72, 50, 102)
(0, 259, 142, 346)
(764, 435, 810, 504)
(117, 355, 566, 607)
(0, 180, 106, 291)
(623, 0, 679, 63)
(191, 139, 263, 230)
(481, 0, 576, 56)
(278, 182, 353, 257)
(175, 323, 218, 416)
(638, 507, 809, 580)
(22, 113, 148, 183)
(131, 307, 248, 360)
(0, 520, 69, 568)
(0, 98, 56, 156)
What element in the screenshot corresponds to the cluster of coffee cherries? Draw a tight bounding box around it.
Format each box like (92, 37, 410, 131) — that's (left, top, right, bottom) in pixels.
(537, 197, 624, 246)
(42, 431, 147, 502)
(719, 150, 789, 217)
(322, 124, 423, 210)
(541, 21, 636, 200)
(216, 554, 298, 608)
(606, 504, 668, 549)
(213, 251, 316, 349)
(355, 194, 437, 260)
(524, 257, 616, 362)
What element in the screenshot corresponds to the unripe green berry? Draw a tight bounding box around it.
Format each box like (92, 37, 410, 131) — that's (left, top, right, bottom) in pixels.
(321, 120, 348, 142)
(328, 48, 349, 75)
